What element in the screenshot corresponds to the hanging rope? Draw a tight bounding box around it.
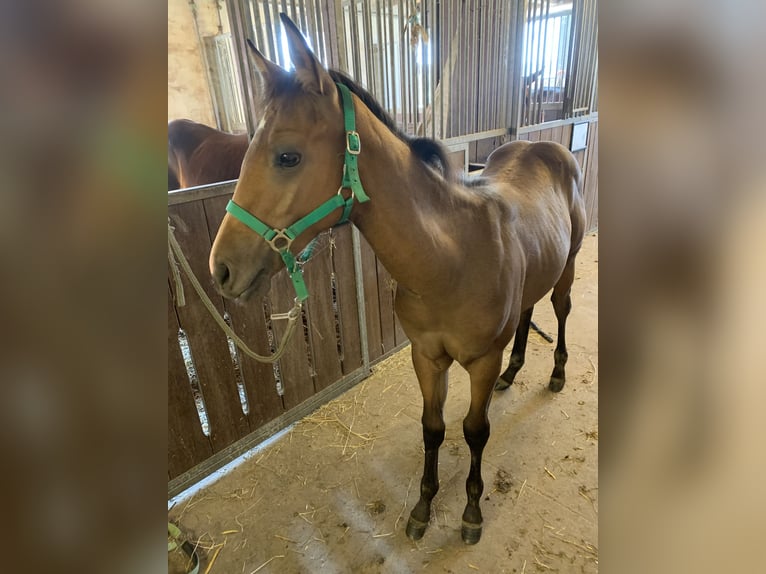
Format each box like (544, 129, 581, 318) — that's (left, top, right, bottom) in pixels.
(168, 221, 301, 364)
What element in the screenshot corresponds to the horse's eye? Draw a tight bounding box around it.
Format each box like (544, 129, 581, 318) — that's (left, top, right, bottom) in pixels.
(278, 152, 301, 168)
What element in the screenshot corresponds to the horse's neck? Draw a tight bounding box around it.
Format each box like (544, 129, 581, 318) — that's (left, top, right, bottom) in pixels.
(350, 109, 466, 295)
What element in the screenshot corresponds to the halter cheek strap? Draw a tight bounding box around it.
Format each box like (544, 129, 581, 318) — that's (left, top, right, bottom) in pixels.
(224, 82, 370, 302)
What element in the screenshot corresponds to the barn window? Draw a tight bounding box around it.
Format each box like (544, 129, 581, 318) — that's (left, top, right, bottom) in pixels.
(516, 0, 597, 128)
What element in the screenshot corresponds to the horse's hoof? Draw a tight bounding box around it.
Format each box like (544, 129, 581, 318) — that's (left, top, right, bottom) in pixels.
(461, 521, 483, 545)
(495, 377, 512, 391)
(549, 377, 565, 393)
(405, 516, 428, 541)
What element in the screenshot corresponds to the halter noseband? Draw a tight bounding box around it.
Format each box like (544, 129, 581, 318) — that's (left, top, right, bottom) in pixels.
(225, 82, 370, 301)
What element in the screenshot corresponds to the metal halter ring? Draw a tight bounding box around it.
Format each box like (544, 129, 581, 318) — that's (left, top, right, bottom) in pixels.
(266, 229, 293, 253)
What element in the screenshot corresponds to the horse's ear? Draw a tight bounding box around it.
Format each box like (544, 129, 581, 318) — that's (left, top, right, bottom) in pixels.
(246, 38, 286, 95)
(279, 13, 334, 95)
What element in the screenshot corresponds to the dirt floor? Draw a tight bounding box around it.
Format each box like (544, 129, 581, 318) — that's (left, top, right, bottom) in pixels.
(169, 232, 598, 574)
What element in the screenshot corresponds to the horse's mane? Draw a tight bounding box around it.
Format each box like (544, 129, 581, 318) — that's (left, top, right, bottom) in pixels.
(327, 69, 453, 179)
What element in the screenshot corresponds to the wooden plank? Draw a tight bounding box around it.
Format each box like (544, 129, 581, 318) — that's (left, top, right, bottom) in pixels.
(527, 129, 540, 142)
(330, 226, 363, 375)
(376, 258, 396, 355)
(359, 234, 384, 362)
(202, 195, 285, 429)
(168, 284, 213, 478)
(551, 124, 564, 145)
(169, 201, 251, 451)
(269, 269, 316, 410)
(302, 234, 344, 392)
(561, 124, 573, 149)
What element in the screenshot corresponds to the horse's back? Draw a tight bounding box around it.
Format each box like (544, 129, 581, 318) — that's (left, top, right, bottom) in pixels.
(485, 140, 585, 255)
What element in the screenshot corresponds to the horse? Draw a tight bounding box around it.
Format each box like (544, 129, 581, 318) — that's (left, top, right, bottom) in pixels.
(209, 14, 586, 545)
(167, 119, 249, 190)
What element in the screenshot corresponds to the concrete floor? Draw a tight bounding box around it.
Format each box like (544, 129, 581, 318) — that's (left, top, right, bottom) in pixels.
(169, 232, 598, 574)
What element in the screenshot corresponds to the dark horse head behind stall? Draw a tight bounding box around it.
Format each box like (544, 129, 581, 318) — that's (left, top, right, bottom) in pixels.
(168, 119, 249, 190)
(210, 14, 585, 544)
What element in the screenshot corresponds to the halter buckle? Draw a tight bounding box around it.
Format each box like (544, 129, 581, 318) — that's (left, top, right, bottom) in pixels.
(346, 131, 361, 155)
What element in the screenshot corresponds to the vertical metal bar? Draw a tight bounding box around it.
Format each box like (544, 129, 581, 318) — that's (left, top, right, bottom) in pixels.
(509, 0, 526, 131)
(458, 0, 466, 136)
(227, 0, 257, 138)
(486, 0, 494, 130)
(576, 0, 590, 114)
(304, 0, 318, 62)
(440, 0, 447, 138)
(351, 227, 371, 373)
(572, 0, 584, 114)
(397, 0, 407, 130)
(384, 0, 394, 117)
(251, 1, 266, 56)
(426, 0, 442, 139)
(468, 0, 474, 135)
(419, 1, 427, 134)
(373, 0, 385, 105)
(564, 0, 581, 118)
(330, 0, 347, 70)
(535, 0, 550, 124)
(480, 0, 487, 132)
(260, 2, 275, 63)
(522, 0, 534, 126)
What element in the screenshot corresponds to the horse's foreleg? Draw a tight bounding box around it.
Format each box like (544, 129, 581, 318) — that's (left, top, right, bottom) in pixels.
(549, 258, 575, 392)
(496, 307, 534, 390)
(406, 347, 451, 541)
(462, 351, 503, 544)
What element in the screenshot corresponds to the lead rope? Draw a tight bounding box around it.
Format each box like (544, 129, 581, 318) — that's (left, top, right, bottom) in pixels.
(168, 221, 301, 364)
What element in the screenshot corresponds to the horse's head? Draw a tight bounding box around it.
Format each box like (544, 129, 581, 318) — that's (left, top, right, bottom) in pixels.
(210, 14, 348, 300)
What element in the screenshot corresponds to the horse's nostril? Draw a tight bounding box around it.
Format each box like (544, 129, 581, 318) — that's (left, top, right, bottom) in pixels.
(213, 262, 230, 287)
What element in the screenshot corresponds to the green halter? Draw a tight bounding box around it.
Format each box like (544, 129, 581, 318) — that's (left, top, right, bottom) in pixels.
(225, 82, 370, 301)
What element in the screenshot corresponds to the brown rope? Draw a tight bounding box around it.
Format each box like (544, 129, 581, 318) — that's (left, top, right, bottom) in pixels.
(168, 222, 301, 364)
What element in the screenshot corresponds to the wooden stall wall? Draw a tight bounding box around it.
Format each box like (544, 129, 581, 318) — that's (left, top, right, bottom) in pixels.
(168, 186, 408, 494)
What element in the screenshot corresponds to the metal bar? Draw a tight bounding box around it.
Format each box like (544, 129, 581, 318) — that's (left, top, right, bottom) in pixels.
(397, 0, 407, 130)
(535, 0, 551, 124)
(480, 0, 487, 132)
(251, 1, 266, 58)
(514, 111, 597, 135)
(441, 126, 509, 146)
(351, 226, 371, 371)
(261, 1, 275, 63)
(423, 0, 429, 134)
(227, 0, 257, 138)
(522, 0, 533, 126)
(386, 0, 396, 116)
(305, 0, 318, 61)
(333, 0, 348, 71)
(469, 0, 478, 136)
(441, 0, 448, 137)
(375, 0, 386, 100)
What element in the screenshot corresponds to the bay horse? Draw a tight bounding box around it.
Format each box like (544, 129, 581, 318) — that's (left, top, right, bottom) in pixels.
(209, 14, 585, 544)
(168, 119, 249, 190)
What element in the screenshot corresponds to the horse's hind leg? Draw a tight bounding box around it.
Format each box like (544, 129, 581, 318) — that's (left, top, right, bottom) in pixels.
(549, 257, 576, 392)
(495, 307, 534, 390)
(406, 347, 451, 541)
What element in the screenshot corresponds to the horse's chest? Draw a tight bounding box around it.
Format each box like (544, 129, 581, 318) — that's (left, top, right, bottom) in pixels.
(395, 288, 509, 359)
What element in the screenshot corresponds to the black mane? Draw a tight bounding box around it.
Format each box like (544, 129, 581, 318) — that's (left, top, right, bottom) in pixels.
(328, 69, 453, 178)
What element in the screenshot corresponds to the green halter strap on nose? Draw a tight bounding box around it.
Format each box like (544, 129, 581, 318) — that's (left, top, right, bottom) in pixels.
(225, 82, 370, 302)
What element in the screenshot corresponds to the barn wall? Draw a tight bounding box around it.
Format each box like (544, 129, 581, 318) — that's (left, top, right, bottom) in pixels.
(168, 0, 231, 125)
